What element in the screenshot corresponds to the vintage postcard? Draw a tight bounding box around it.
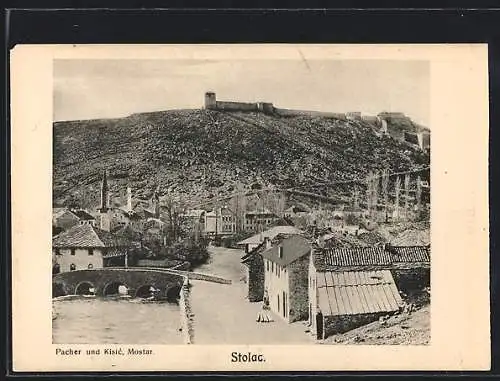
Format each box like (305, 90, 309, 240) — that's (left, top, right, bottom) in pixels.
(11, 44, 490, 371)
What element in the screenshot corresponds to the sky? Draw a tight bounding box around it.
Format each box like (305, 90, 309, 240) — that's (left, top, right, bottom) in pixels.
(54, 59, 430, 126)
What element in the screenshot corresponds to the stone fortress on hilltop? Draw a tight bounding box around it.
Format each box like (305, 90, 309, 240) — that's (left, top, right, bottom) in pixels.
(204, 91, 430, 152)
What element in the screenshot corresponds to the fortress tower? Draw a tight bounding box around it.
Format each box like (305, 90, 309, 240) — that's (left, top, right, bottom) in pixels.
(205, 91, 217, 109)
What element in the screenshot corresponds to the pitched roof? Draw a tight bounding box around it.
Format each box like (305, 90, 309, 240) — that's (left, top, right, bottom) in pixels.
(316, 270, 403, 316)
(314, 245, 431, 271)
(52, 208, 68, 219)
(241, 240, 267, 264)
(237, 225, 304, 245)
(52, 224, 131, 248)
(260, 235, 311, 266)
(387, 245, 430, 263)
(317, 247, 391, 270)
(71, 209, 96, 220)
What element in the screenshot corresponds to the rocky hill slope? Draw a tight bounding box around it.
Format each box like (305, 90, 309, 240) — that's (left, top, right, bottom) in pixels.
(53, 109, 430, 210)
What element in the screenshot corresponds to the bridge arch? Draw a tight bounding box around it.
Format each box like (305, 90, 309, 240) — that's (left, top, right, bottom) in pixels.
(135, 284, 158, 299)
(52, 282, 66, 298)
(75, 281, 95, 296)
(166, 285, 182, 303)
(103, 281, 129, 296)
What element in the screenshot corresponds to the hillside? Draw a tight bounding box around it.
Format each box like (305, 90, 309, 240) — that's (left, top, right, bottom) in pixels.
(53, 109, 430, 210)
(321, 304, 430, 345)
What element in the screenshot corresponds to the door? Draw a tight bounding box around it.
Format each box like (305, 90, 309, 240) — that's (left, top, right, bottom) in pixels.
(316, 311, 324, 340)
(283, 291, 286, 318)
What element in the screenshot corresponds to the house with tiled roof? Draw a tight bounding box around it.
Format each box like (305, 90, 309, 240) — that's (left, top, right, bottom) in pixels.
(241, 240, 269, 302)
(237, 225, 304, 254)
(53, 208, 98, 233)
(71, 209, 97, 227)
(308, 244, 430, 340)
(260, 235, 312, 323)
(52, 224, 132, 273)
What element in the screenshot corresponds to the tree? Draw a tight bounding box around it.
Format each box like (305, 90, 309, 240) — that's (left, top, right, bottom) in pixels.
(394, 176, 401, 221)
(381, 168, 390, 221)
(404, 174, 410, 220)
(416, 175, 422, 212)
(162, 196, 186, 242)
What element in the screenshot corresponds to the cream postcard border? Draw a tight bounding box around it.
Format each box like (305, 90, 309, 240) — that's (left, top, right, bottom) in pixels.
(11, 44, 490, 372)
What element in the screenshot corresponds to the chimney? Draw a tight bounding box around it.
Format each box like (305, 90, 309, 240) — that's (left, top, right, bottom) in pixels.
(265, 237, 272, 249)
(127, 186, 132, 212)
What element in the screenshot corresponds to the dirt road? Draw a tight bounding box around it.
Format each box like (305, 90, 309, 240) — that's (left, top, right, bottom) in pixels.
(189, 245, 314, 345)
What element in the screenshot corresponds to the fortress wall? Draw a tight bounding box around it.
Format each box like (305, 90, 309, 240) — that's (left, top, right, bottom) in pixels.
(215, 101, 258, 112)
(274, 108, 347, 119)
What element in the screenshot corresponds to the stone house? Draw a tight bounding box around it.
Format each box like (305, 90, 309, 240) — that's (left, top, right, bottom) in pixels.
(53, 208, 97, 231)
(283, 205, 309, 219)
(308, 245, 430, 340)
(308, 246, 403, 340)
(261, 235, 311, 323)
(72, 210, 97, 227)
(52, 224, 132, 273)
(205, 207, 236, 236)
(241, 240, 269, 302)
(237, 225, 303, 254)
(244, 209, 279, 232)
(53, 209, 81, 230)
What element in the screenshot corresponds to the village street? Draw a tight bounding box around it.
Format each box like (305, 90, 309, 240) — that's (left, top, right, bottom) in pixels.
(189, 245, 315, 345)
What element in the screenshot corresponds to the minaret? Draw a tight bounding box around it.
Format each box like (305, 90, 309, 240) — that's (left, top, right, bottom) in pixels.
(99, 169, 109, 213)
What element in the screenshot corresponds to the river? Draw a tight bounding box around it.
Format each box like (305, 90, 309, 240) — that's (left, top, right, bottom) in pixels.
(52, 297, 183, 344)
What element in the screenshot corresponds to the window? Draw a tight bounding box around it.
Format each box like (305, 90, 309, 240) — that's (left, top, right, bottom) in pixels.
(271, 262, 274, 272)
(278, 246, 283, 259)
(71, 248, 75, 256)
(266, 260, 269, 271)
(70, 263, 76, 271)
(88, 249, 94, 256)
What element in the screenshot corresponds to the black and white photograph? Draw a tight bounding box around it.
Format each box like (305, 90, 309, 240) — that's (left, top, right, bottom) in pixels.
(10, 43, 489, 372)
(51, 56, 431, 345)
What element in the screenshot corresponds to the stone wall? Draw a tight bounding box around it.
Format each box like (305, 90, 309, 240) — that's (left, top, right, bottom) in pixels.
(288, 254, 310, 323)
(323, 312, 385, 339)
(53, 248, 104, 273)
(247, 254, 265, 302)
(179, 278, 195, 344)
(215, 101, 259, 112)
(53, 268, 185, 298)
(274, 108, 347, 119)
(184, 271, 232, 284)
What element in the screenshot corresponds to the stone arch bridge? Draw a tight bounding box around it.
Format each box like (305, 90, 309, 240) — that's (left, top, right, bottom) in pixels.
(53, 268, 187, 300)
